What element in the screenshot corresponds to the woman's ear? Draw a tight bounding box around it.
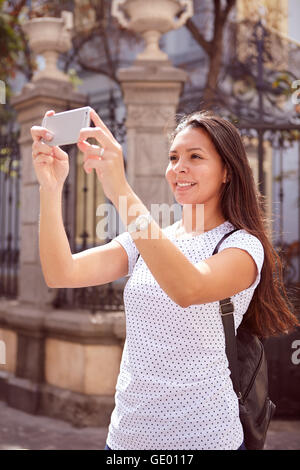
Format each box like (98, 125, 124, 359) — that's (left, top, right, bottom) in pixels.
(222, 167, 229, 184)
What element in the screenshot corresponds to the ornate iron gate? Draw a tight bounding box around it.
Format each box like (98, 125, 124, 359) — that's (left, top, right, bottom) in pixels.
(0, 119, 21, 299)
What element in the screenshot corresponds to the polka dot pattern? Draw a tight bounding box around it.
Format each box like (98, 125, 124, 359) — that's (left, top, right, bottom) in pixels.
(106, 220, 264, 450)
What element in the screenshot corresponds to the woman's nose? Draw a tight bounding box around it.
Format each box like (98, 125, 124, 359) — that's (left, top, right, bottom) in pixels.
(173, 159, 188, 172)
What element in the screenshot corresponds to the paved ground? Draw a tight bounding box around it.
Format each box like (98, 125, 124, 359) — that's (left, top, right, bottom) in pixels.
(0, 401, 299, 450)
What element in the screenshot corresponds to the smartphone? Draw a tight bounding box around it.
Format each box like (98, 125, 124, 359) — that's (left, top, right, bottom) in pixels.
(41, 106, 92, 147)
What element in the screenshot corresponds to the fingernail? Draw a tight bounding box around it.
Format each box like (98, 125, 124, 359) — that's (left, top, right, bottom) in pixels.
(45, 132, 54, 141)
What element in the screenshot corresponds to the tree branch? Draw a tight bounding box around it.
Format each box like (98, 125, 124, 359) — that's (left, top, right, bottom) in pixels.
(213, 0, 222, 35)
(221, 0, 236, 26)
(7, 0, 27, 18)
(77, 59, 119, 86)
(185, 17, 212, 55)
(63, 28, 97, 73)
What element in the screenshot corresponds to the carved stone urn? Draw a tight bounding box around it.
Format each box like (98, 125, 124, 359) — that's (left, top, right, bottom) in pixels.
(22, 11, 73, 82)
(112, 0, 193, 61)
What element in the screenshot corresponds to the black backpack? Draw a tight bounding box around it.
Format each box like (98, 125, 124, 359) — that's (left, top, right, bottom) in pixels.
(213, 229, 276, 450)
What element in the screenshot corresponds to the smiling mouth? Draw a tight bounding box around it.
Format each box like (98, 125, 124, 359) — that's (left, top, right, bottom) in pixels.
(175, 183, 197, 190)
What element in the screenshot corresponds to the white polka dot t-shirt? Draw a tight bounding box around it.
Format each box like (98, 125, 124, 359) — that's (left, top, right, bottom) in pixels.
(106, 220, 264, 450)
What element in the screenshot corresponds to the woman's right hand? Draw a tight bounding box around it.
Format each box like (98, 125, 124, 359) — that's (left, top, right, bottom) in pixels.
(31, 110, 69, 192)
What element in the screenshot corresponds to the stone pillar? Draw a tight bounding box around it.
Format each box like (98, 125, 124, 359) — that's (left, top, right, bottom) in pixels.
(11, 79, 86, 307)
(11, 12, 85, 307)
(118, 61, 187, 211)
(112, 0, 193, 215)
(6, 76, 85, 414)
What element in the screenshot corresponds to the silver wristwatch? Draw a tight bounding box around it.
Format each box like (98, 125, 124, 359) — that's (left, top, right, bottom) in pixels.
(127, 213, 153, 233)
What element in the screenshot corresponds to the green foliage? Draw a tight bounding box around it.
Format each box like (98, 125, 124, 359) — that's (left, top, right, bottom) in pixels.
(0, 0, 24, 82)
(25, 0, 72, 19)
(0, 141, 20, 179)
(0, 0, 72, 126)
(67, 68, 83, 90)
(272, 73, 295, 96)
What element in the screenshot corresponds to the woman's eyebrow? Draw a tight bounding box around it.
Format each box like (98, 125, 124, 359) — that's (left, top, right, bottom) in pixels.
(169, 147, 205, 153)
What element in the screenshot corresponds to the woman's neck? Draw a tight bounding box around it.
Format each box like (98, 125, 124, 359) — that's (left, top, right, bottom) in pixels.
(180, 206, 226, 235)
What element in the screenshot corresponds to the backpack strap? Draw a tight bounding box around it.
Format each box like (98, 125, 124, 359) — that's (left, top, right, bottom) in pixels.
(213, 228, 242, 399)
(212, 228, 240, 256)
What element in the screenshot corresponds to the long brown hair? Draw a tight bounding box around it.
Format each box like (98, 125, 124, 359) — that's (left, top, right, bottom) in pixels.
(169, 110, 300, 338)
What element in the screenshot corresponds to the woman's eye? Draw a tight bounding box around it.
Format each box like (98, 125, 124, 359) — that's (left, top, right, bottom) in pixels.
(168, 154, 203, 161)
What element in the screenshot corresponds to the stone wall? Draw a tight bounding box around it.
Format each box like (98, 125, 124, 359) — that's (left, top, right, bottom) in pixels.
(0, 299, 125, 426)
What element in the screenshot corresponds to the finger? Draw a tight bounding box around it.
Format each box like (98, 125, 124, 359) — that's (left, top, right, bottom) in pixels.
(84, 148, 115, 162)
(83, 154, 102, 163)
(83, 150, 115, 175)
(33, 151, 53, 162)
(83, 156, 105, 175)
(34, 153, 54, 165)
(52, 146, 69, 161)
(78, 127, 112, 149)
(32, 140, 53, 156)
(31, 109, 55, 142)
(90, 109, 115, 141)
(77, 140, 104, 160)
(31, 126, 54, 143)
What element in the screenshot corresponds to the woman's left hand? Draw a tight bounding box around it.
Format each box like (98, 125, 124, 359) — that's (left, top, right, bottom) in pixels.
(77, 109, 129, 203)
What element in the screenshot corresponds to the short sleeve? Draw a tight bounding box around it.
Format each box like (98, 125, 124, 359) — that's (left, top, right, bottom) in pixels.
(112, 231, 140, 277)
(218, 230, 264, 290)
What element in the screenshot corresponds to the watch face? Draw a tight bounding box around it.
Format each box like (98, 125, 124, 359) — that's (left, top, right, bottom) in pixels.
(128, 214, 151, 232)
(139, 218, 148, 230)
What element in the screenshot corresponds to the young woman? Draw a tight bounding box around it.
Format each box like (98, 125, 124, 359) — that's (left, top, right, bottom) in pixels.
(31, 109, 299, 450)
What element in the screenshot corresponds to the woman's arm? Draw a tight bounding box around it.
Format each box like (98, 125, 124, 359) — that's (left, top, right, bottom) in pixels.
(39, 186, 129, 288)
(112, 184, 258, 307)
(32, 118, 128, 289)
(77, 109, 258, 307)
(39, 187, 74, 287)
(112, 184, 196, 306)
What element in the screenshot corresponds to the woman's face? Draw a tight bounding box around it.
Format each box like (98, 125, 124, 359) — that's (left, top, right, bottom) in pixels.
(165, 126, 227, 206)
